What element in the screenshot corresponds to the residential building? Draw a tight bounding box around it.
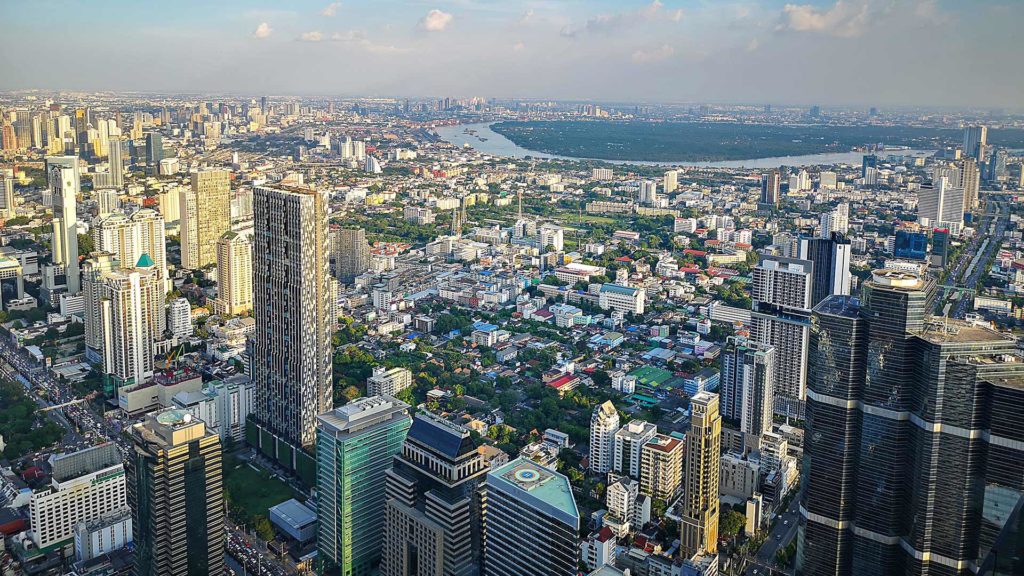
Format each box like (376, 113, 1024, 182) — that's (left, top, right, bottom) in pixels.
(100, 256, 163, 390)
(680, 392, 721, 558)
(181, 168, 231, 269)
(798, 232, 852, 309)
(640, 434, 684, 501)
(720, 338, 775, 443)
(333, 227, 371, 284)
(614, 420, 657, 479)
(168, 297, 191, 340)
(215, 231, 253, 316)
(590, 401, 619, 475)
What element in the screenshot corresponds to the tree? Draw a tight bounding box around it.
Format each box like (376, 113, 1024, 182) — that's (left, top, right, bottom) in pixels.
(720, 509, 746, 539)
(77, 233, 95, 255)
(253, 516, 275, 542)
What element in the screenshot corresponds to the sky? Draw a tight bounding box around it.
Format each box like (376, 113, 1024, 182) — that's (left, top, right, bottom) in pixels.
(1, 0, 1022, 108)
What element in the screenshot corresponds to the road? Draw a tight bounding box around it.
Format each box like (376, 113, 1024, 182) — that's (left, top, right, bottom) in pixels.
(744, 491, 801, 575)
(938, 200, 1008, 319)
(0, 337, 293, 575)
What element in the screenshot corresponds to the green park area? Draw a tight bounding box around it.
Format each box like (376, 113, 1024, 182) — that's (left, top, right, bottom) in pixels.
(223, 457, 302, 539)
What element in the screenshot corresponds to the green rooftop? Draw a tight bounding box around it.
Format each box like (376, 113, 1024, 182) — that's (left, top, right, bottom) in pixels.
(488, 457, 579, 529)
(136, 253, 155, 268)
(629, 365, 675, 387)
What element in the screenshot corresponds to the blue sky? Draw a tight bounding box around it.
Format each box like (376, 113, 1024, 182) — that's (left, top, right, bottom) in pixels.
(1, 0, 1021, 108)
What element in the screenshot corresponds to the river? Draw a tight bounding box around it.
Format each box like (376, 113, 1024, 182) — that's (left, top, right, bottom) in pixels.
(433, 122, 935, 169)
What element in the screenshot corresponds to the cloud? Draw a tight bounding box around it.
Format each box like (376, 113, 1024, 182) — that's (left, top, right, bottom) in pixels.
(776, 1, 870, 38)
(299, 31, 324, 42)
(321, 2, 341, 17)
(329, 30, 409, 55)
(419, 9, 453, 32)
(564, 1, 683, 37)
(632, 44, 675, 64)
(513, 41, 525, 52)
(519, 10, 535, 26)
(252, 22, 273, 39)
(746, 37, 760, 52)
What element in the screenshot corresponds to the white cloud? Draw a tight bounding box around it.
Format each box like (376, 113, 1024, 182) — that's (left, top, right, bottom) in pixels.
(419, 9, 453, 32)
(329, 30, 409, 55)
(746, 37, 760, 52)
(566, 1, 683, 37)
(777, 1, 870, 38)
(632, 44, 674, 64)
(519, 10, 535, 26)
(513, 41, 525, 52)
(299, 31, 324, 42)
(321, 2, 341, 17)
(252, 22, 273, 39)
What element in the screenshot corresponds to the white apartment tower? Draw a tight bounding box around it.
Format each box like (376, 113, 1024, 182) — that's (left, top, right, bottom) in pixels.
(589, 401, 619, 474)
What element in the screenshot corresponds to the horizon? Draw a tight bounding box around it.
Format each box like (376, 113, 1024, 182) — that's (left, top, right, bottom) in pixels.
(2, 0, 1022, 110)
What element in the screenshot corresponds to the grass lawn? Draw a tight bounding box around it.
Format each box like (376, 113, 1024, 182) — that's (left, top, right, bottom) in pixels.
(578, 214, 618, 224)
(223, 456, 301, 524)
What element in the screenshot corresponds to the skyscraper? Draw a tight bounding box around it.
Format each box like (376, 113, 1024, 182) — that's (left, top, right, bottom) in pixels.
(798, 232, 852, 308)
(252, 184, 332, 450)
(613, 420, 658, 479)
(917, 174, 965, 230)
(861, 154, 878, 178)
(750, 256, 813, 412)
(483, 457, 580, 576)
(589, 400, 619, 474)
(760, 170, 780, 208)
(214, 231, 253, 316)
(333, 227, 371, 284)
(46, 156, 81, 294)
(81, 252, 119, 362)
(680, 391, 721, 559)
(99, 256, 163, 389)
(317, 397, 412, 576)
(92, 209, 169, 295)
(127, 409, 224, 576)
(109, 137, 124, 189)
(181, 169, 231, 270)
(963, 125, 987, 161)
(960, 157, 980, 211)
(800, 271, 1024, 575)
(664, 170, 678, 194)
(720, 337, 775, 442)
(380, 412, 491, 576)
(145, 132, 163, 165)
(0, 168, 15, 220)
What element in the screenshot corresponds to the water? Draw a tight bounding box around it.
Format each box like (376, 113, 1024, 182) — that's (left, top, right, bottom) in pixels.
(433, 122, 935, 168)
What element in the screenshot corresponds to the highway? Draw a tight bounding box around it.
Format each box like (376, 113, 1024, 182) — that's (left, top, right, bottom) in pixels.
(939, 200, 1008, 319)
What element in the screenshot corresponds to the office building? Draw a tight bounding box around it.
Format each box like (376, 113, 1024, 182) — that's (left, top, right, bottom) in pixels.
(126, 409, 224, 576)
(108, 138, 124, 189)
(590, 401, 619, 475)
(960, 157, 981, 211)
(366, 366, 412, 397)
(720, 338, 775, 441)
(750, 256, 813, 409)
(963, 125, 987, 161)
(640, 433, 684, 501)
(145, 132, 163, 165)
(333, 227, 370, 284)
(100, 256, 163, 390)
(861, 154, 878, 178)
(28, 443, 127, 550)
(894, 229, 928, 260)
(214, 231, 253, 316)
(800, 275, 1024, 575)
(680, 392, 721, 558)
(759, 170, 780, 208)
(181, 169, 231, 269)
(798, 232, 852, 308)
(252, 184, 332, 450)
(614, 420, 658, 479)
(483, 457, 580, 576)
(317, 397, 412, 576)
(47, 156, 81, 294)
(74, 509, 133, 563)
(380, 412, 491, 576)
(918, 173, 965, 229)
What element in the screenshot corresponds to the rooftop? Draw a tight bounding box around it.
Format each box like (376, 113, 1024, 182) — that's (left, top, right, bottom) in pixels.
(488, 457, 579, 528)
(269, 499, 317, 530)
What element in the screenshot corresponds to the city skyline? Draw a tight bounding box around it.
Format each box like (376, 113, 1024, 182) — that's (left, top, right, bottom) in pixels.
(2, 1, 1022, 108)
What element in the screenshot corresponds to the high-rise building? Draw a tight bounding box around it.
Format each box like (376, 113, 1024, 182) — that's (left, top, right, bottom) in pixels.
(365, 366, 412, 398)
(46, 156, 81, 294)
(127, 409, 224, 576)
(92, 209, 169, 296)
(750, 256, 813, 410)
(799, 271, 1024, 575)
(167, 297, 192, 340)
(252, 184, 332, 450)
(663, 170, 678, 194)
(99, 256, 163, 389)
(960, 157, 981, 211)
(589, 400, 619, 474)
(181, 169, 231, 269)
(28, 443, 127, 551)
(818, 203, 849, 237)
(380, 412, 491, 576)
(317, 397, 412, 576)
(0, 168, 16, 220)
(82, 252, 119, 360)
(214, 231, 253, 316)
(333, 227, 370, 284)
(720, 337, 775, 441)
(680, 391, 721, 558)
(917, 174, 965, 229)
(109, 137, 124, 189)
(639, 180, 658, 206)
(640, 433, 684, 501)
(760, 170, 781, 208)
(483, 457, 580, 576)
(963, 125, 987, 161)
(798, 232, 852, 308)
(613, 420, 657, 479)
(145, 132, 163, 165)
(861, 154, 878, 178)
